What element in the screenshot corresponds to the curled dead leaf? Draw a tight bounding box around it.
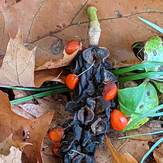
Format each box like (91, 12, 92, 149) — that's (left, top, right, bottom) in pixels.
(0, 133, 32, 156)
(105, 136, 138, 163)
(0, 146, 22, 163)
(0, 91, 54, 163)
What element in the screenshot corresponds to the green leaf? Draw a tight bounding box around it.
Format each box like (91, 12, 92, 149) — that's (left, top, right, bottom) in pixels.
(124, 115, 149, 131)
(123, 103, 163, 131)
(144, 36, 163, 71)
(118, 82, 159, 116)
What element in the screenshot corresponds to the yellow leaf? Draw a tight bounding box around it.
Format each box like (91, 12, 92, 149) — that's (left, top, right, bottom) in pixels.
(105, 136, 138, 163)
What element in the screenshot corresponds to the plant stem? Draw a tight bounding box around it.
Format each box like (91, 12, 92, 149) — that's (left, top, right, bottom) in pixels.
(87, 6, 98, 22)
(87, 6, 101, 46)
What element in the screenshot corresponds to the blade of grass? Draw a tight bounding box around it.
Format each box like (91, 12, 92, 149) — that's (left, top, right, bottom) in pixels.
(138, 17, 163, 34)
(11, 88, 69, 105)
(118, 130, 163, 140)
(119, 71, 163, 82)
(112, 62, 163, 75)
(0, 84, 67, 92)
(140, 138, 163, 163)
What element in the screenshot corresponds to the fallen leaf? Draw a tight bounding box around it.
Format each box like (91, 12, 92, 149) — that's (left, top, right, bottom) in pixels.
(0, 0, 82, 70)
(105, 136, 138, 163)
(0, 30, 65, 87)
(0, 146, 22, 163)
(0, 134, 31, 156)
(0, 91, 54, 163)
(154, 144, 163, 163)
(27, 37, 82, 70)
(0, 0, 42, 39)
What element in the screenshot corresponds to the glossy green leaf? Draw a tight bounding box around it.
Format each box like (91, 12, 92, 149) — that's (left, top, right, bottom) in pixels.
(123, 104, 163, 131)
(118, 82, 159, 116)
(124, 115, 149, 131)
(144, 36, 163, 71)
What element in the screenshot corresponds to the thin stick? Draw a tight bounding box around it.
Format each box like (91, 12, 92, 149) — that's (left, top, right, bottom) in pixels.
(77, 61, 95, 77)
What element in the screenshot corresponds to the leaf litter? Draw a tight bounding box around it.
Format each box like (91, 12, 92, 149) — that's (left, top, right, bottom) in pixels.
(0, 91, 54, 163)
(0, 1, 162, 163)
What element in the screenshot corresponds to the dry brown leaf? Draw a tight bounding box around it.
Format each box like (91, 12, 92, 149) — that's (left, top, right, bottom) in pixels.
(105, 136, 138, 163)
(0, 29, 36, 87)
(0, 0, 42, 39)
(0, 91, 54, 163)
(0, 0, 163, 68)
(154, 144, 163, 163)
(0, 134, 31, 156)
(0, 146, 22, 163)
(0, 0, 83, 70)
(0, 30, 65, 87)
(29, 37, 82, 71)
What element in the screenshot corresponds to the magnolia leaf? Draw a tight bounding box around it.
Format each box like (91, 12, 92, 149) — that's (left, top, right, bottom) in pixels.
(0, 134, 31, 156)
(0, 91, 54, 163)
(118, 82, 158, 116)
(0, 30, 65, 87)
(105, 137, 138, 163)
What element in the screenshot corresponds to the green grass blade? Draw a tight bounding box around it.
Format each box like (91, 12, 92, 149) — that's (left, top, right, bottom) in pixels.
(11, 88, 69, 105)
(119, 71, 163, 82)
(138, 17, 163, 34)
(112, 62, 163, 75)
(118, 130, 163, 140)
(0, 85, 67, 92)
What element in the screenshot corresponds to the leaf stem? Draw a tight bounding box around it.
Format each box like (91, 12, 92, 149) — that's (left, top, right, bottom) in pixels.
(87, 6, 98, 22)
